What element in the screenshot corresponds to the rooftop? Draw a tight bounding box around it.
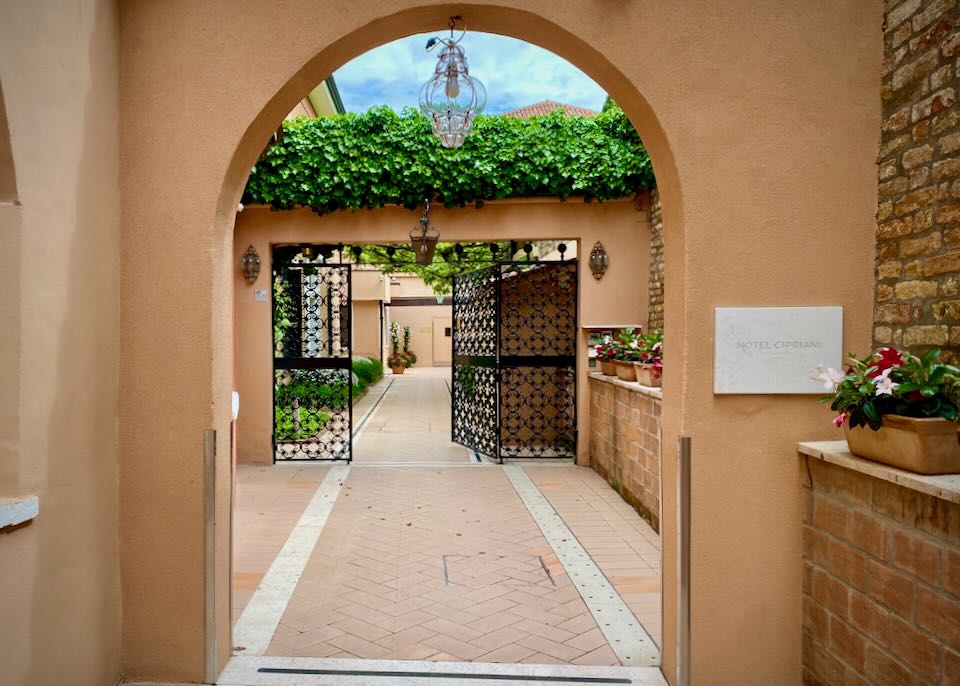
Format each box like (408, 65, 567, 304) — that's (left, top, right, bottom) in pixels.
(501, 100, 599, 119)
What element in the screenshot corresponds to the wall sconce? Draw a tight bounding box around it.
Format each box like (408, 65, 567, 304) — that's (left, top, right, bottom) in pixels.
(589, 241, 608, 280)
(240, 245, 261, 284)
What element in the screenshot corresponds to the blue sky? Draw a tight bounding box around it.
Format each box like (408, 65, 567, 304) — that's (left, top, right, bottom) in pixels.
(333, 32, 607, 115)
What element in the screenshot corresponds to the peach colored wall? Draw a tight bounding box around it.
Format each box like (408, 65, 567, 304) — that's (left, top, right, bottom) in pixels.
(0, 2, 122, 685)
(117, 3, 881, 683)
(233, 199, 648, 466)
(390, 303, 453, 366)
(354, 300, 382, 361)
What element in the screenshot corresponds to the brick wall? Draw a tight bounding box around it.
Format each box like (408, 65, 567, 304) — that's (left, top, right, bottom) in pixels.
(588, 375, 661, 532)
(801, 457, 960, 685)
(875, 0, 960, 358)
(647, 187, 664, 333)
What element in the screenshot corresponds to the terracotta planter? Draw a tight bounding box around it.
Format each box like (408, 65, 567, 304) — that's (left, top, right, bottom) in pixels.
(599, 360, 617, 376)
(633, 362, 662, 387)
(390, 366, 406, 375)
(614, 360, 637, 382)
(844, 415, 960, 475)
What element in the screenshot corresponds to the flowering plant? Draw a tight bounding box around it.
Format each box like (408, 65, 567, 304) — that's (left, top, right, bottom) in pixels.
(637, 330, 663, 380)
(613, 328, 643, 362)
(591, 335, 618, 361)
(816, 347, 960, 430)
(387, 351, 408, 368)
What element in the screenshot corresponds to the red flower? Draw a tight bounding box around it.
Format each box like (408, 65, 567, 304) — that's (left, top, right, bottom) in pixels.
(867, 347, 903, 378)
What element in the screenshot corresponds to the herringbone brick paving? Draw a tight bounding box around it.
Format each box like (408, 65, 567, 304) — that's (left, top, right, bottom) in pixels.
(233, 368, 661, 665)
(525, 466, 661, 648)
(262, 466, 627, 664)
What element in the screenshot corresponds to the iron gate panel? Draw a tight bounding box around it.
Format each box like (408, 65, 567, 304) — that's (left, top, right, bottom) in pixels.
(452, 265, 499, 457)
(272, 247, 352, 462)
(451, 260, 578, 461)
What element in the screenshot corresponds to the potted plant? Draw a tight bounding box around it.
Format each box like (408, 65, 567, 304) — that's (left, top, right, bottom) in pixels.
(613, 328, 640, 382)
(389, 322, 407, 374)
(592, 336, 618, 376)
(388, 352, 408, 375)
(816, 347, 960, 474)
(634, 331, 663, 387)
(402, 325, 416, 367)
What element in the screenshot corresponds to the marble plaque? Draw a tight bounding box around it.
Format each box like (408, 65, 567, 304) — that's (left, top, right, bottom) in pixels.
(714, 307, 843, 394)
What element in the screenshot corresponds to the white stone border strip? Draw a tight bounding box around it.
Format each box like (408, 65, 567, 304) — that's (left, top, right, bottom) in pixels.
(218, 655, 667, 685)
(503, 464, 660, 667)
(232, 464, 350, 655)
(0, 495, 39, 528)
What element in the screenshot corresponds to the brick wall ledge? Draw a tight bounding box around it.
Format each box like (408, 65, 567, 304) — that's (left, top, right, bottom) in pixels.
(588, 371, 662, 400)
(798, 440, 960, 504)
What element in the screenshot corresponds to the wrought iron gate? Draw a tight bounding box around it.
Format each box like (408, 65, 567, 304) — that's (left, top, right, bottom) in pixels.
(272, 246, 352, 462)
(452, 260, 578, 461)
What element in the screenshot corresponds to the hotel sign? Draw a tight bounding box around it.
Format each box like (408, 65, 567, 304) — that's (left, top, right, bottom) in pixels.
(714, 307, 843, 394)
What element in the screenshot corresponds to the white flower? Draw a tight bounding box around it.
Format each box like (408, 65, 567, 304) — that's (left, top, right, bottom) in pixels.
(874, 368, 898, 396)
(602, 335, 612, 344)
(630, 339, 639, 348)
(588, 348, 598, 359)
(813, 365, 846, 392)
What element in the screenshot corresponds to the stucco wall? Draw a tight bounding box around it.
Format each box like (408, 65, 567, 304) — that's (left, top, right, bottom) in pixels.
(0, 2, 121, 685)
(234, 198, 649, 466)
(117, 2, 881, 683)
(353, 300, 382, 360)
(389, 303, 452, 367)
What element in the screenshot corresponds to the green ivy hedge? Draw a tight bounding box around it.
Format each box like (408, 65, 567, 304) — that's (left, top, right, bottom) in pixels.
(244, 105, 654, 213)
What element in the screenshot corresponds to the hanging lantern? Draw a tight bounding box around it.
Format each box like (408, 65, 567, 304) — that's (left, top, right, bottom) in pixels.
(418, 16, 487, 149)
(410, 199, 440, 265)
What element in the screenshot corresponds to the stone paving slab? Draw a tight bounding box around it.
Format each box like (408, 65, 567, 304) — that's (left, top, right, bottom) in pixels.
(354, 368, 470, 463)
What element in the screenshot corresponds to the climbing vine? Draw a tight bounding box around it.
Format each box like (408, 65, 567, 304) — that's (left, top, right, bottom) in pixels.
(243, 105, 654, 213)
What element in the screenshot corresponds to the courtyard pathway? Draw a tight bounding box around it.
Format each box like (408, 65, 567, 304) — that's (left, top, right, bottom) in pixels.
(354, 367, 471, 463)
(231, 367, 661, 676)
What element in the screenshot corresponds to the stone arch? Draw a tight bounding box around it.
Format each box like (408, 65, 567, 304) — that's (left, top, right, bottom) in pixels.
(117, 3, 880, 685)
(210, 9, 686, 677)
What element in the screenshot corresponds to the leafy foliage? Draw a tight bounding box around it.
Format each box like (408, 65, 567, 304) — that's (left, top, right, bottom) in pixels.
(244, 105, 654, 213)
(356, 242, 508, 295)
(274, 358, 384, 440)
(819, 348, 960, 430)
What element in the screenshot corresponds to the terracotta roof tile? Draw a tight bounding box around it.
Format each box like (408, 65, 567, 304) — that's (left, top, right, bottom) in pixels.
(500, 100, 599, 119)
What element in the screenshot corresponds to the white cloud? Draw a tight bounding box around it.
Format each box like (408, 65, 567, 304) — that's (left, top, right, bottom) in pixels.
(333, 32, 607, 114)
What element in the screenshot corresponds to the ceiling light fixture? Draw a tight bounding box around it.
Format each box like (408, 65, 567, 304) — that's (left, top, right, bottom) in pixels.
(419, 16, 487, 149)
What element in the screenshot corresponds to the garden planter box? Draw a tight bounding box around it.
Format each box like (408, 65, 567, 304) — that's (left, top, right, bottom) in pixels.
(614, 360, 637, 382)
(633, 363, 661, 387)
(600, 360, 617, 376)
(844, 415, 960, 475)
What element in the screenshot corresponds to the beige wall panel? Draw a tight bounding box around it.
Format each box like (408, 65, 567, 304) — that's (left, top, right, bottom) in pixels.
(433, 317, 453, 365)
(117, 2, 881, 683)
(0, 1, 122, 685)
(353, 300, 382, 361)
(390, 304, 453, 367)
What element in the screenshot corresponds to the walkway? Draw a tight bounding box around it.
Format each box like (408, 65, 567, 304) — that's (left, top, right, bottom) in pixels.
(230, 367, 662, 681)
(354, 367, 471, 463)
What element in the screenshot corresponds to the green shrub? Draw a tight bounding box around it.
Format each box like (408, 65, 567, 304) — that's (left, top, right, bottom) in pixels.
(352, 356, 384, 386)
(274, 406, 331, 441)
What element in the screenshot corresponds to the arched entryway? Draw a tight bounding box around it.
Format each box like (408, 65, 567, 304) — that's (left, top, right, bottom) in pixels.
(116, 3, 880, 684)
